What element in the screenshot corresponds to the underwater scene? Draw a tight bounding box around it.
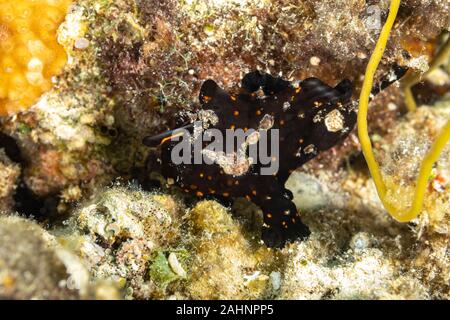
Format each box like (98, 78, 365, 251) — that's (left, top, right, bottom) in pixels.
(0, 0, 448, 300)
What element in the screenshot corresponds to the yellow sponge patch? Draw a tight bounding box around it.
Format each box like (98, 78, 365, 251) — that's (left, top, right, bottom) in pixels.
(0, 0, 72, 115)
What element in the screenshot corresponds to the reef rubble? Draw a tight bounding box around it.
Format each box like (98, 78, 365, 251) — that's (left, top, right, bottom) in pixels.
(0, 0, 449, 299)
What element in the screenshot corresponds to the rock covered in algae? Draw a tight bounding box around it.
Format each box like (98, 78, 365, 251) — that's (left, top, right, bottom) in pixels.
(378, 104, 450, 233)
(281, 242, 430, 299)
(279, 166, 434, 299)
(185, 200, 279, 300)
(100, 0, 448, 114)
(0, 215, 90, 299)
(373, 103, 450, 298)
(51, 184, 449, 299)
(280, 211, 429, 299)
(55, 184, 184, 299)
(281, 134, 450, 300)
(55, 185, 280, 299)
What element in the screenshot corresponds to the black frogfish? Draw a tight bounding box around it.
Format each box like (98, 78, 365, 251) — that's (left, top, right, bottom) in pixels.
(144, 71, 358, 248)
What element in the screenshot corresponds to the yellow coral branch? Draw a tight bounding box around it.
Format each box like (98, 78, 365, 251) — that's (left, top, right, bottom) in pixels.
(357, 0, 400, 204)
(357, 0, 450, 222)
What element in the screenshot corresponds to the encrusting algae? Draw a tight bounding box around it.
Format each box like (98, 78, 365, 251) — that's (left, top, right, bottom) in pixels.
(0, 0, 72, 115)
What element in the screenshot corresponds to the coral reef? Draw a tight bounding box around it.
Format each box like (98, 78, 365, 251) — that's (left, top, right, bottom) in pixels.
(55, 186, 277, 299)
(2, 1, 117, 205)
(375, 105, 450, 298)
(50, 182, 447, 299)
(55, 184, 183, 299)
(185, 200, 278, 299)
(280, 230, 429, 299)
(0, 0, 448, 300)
(1, 0, 448, 207)
(0, 215, 89, 299)
(1, 172, 448, 299)
(378, 105, 450, 231)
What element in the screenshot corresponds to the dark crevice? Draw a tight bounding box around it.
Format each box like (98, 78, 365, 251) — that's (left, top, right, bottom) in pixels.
(0, 132, 22, 163)
(0, 131, 60, 222)
(13, 182, 60, 222)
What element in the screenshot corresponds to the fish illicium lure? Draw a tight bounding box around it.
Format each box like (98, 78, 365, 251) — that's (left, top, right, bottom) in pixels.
(144, 69, 406, 248)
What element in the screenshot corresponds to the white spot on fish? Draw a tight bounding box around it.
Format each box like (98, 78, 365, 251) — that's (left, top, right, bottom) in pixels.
(324, 109, 344, 132)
